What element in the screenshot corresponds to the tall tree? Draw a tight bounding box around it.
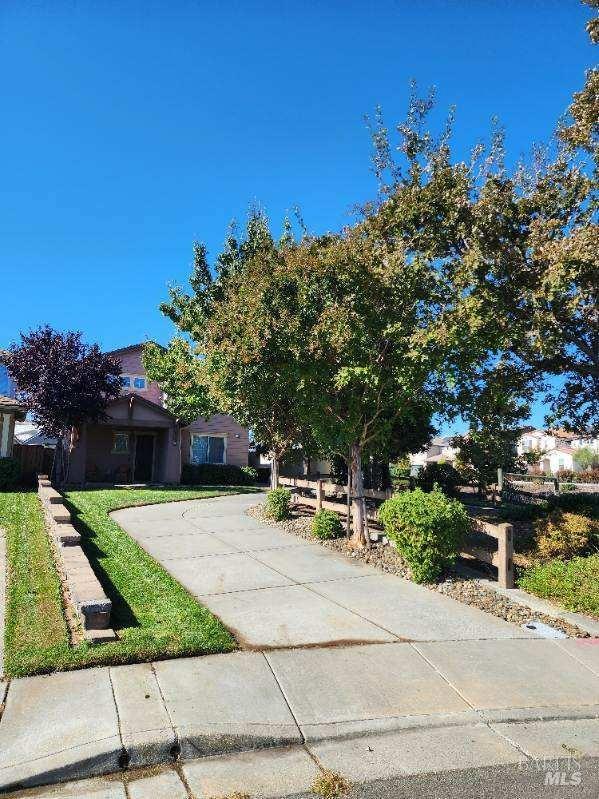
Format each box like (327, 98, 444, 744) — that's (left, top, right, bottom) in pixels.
(158, 211, 313, 486)
(5, 326, 121, 485)
(143, 337, 214, 425)
(451, 359, 537, 490)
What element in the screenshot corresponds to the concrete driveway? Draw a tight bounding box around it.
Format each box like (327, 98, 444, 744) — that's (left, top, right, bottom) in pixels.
(112, 493, 538, 648)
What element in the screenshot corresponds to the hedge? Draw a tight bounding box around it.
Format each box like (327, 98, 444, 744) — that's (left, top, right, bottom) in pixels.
(181, 463, 257, 486)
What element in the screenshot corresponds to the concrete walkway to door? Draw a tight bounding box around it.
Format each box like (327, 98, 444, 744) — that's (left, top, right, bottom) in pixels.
(112, 492, 538, 647)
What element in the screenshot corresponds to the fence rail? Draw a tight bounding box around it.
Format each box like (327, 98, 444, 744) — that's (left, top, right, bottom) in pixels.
(279, 476, 515, 588)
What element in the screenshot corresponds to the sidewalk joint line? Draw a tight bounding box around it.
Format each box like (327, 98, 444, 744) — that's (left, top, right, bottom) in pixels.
(108, 667, 128, 768)
(410, 643, 477, 711)
(150, 661, 180, 759)
(261, 651, 305, 745)
(551, 639, 599, 679)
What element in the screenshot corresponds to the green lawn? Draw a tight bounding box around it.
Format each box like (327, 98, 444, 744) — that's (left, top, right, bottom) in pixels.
(518, 554, 599, 618)
(1, 486, 258, 677)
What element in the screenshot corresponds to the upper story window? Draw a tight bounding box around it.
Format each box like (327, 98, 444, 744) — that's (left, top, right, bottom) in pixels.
(120, 375, 146, 391)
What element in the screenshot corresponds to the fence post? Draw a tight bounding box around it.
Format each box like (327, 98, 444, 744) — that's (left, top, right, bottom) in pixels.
(497, 468, 503, 493)
(497, 523, 515, 589)
(553, 477, 560, 495)
(316, 479, 324, 511)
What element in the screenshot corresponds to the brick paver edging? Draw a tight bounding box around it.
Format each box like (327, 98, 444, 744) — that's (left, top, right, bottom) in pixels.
(37, 475, 115, 644)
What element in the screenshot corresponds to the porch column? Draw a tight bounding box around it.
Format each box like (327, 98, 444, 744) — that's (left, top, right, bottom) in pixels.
(0, 413, 11, 457)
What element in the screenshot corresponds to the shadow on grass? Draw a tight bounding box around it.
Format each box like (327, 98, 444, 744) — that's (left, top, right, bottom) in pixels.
(63, 498, 140, 631)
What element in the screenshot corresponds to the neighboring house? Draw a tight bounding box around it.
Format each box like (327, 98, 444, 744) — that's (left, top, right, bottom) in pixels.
(14, 421, 57, 448)
(516, 428, 574, 458)
(0, 355, 26, 458)
(409, 436, 458, 471)
(516, 428, 599, 474)
(68, 343, 249, 484)
(539, 446, 579, 475)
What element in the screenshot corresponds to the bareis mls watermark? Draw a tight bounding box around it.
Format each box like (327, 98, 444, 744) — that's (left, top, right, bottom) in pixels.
(519, 754, 583, 787)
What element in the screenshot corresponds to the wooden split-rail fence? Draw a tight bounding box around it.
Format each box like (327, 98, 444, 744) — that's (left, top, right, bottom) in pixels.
(279, 476, 514, 589)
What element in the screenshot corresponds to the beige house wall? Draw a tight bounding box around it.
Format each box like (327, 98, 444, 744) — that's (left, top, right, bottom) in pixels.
(181, 414, 249, 467)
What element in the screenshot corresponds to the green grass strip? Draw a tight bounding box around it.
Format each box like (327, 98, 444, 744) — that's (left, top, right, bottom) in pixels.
(1, 486, 257, 677)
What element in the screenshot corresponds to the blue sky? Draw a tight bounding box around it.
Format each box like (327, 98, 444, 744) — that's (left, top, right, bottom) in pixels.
(1, 1, 595, 430)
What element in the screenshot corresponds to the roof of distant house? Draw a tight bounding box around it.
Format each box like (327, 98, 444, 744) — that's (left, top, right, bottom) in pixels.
(107, 341, 165, 356)
(14, 421, 57, 447)
(550, 446, 575, 455)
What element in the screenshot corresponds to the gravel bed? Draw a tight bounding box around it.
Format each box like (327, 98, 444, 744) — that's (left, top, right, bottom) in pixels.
(246, 503, 589, 638)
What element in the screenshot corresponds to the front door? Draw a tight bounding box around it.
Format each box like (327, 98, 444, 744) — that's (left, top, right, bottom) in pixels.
(134, 434, 154, 483)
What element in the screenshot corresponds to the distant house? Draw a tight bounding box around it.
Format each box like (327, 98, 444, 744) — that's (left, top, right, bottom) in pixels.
(516, 428, 599, 474)
(14, 421, 57, 448)
(68, 343, 250, 485)
(0, 355, 26, 458)
(409, 436, 458, 471)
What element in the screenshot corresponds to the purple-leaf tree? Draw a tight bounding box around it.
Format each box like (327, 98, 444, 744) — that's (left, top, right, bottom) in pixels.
(5, 325, 122, 485)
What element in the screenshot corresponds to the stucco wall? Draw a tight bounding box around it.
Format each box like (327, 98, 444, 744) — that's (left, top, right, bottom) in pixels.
(113, 347, 164, 406)
(181, 414, 249, 467)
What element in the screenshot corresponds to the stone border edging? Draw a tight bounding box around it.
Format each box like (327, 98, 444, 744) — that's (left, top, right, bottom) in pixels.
(37, 476, 115, 644)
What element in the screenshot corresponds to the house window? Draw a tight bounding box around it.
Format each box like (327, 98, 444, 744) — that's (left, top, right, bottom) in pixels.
(190, 434, 226, 465)
(112, 432, 129, 454)
(120, 375, 147, 390)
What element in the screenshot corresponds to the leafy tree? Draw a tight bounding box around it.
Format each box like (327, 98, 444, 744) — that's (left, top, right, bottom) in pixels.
(160, 211, 314, 487)
(5, 326, 121, 485)
(458, 4, 599, 436)
(573, 446, 598, 470)
(451, 359, 537, 490)
(143, 337, 213, 424)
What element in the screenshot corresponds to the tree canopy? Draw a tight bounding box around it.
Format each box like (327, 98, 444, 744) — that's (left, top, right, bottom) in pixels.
(5, 325, 122, 484)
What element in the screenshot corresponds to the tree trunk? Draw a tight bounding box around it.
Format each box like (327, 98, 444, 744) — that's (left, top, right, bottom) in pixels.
(346, 452, 352, 537)
(52, 430, 70, 487)
(349, 442, 368, 548)
(270, 455, 280, 489)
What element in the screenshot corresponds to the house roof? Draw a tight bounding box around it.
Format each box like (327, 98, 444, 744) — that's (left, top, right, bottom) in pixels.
(427, 453, 457, 463)
(108, 392, 177, 421)
(0, 395, 26, 420)
(107, 342, 165, 356)
(547, 446, 575, 455)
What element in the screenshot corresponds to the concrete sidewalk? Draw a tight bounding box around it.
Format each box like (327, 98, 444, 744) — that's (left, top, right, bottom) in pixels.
(2, 495, 599, 795)
(112, 494, 540, 647)
(1, 639, 599, 792)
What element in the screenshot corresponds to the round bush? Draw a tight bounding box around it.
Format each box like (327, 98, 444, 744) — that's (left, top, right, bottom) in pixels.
(534, 512, 597, 560)
(378, 486, 470, 583)
(312, 509, 343, 540)
(265, 487, 292, 521)
(0, 457, 20, 490)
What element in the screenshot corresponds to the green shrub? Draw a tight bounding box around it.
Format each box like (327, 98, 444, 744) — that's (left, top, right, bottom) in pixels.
(312, 509, 343, 540)
(547, 492, 599, 519)
(417, 462, 462, 497)
(534, 512, 597, 560)
(181, 463, 254, 486)
(378, 487, 470, 583)
(0, 457, 20, 490)
(241, 466, 258, 483)
(265, 487, 292, 520)
(496, 503, 547, 522)
(519, 554, 599, 616)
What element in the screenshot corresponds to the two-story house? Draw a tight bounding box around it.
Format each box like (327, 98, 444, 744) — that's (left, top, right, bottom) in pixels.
(516, 427, 599, 474)
(409, 436, 459, 471)
(68, 343, 249, 484)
